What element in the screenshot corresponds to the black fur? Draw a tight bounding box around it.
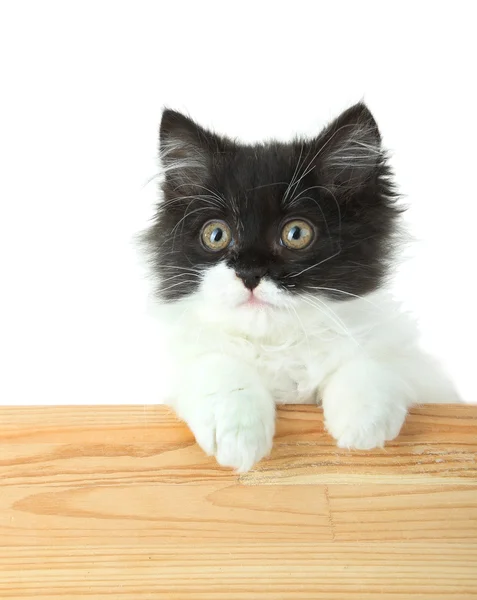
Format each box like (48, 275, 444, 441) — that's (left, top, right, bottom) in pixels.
(143, 103, 401, 302)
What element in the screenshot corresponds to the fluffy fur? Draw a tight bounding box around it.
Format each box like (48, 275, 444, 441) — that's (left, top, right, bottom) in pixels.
(141, 103, 458, 472)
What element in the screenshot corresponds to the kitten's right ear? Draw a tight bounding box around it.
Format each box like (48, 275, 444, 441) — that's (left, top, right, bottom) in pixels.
(316, 102, 383, 189)
(159, 109, 214, 190)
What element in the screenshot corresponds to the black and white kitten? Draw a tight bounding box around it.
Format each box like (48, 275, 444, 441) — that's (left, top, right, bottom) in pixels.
(143, 103, 457, 471)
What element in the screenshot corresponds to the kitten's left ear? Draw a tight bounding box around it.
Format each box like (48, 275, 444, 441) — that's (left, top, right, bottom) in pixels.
(159, 109, 220, 190)
(316, 102, 383, 187)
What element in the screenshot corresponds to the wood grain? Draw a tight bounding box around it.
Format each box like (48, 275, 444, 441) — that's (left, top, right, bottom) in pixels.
(0, 404, 476, 599)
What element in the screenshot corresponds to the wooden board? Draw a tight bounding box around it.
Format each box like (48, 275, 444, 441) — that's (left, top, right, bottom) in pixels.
(0, 404, 476, 599)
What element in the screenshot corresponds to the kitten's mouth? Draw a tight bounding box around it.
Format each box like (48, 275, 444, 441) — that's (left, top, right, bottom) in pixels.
(239, 293, 272, 309)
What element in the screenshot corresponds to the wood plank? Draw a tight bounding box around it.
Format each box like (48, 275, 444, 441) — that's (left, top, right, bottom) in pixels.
(1, 482, 476, 545)
(1, 405, 476, 486)
(0, 543, 476, 599)
(2, 404, 476, 444)
(0, 404, 476, 598)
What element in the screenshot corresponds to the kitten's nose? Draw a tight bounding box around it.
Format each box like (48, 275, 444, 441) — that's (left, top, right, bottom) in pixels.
(235, 266, 267, 290)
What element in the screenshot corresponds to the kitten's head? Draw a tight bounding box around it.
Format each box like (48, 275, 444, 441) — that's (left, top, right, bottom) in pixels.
(144, 103, 400, 320)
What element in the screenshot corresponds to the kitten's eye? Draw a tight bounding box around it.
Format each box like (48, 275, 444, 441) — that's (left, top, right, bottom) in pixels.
(201, 220, 232, 252)
(281, 219, 314, 250)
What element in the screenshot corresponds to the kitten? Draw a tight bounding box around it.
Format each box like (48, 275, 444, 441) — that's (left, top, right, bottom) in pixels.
(142, 103, 457, 472)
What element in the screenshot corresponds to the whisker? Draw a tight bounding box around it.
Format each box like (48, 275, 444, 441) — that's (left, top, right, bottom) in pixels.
(160, 279, 198, 294)
(142, 172, 162, 188)
(283, 142, 306, 203)
(193, 184, 228, 207)
(288, 301, 311, 357)
(246, 182, 289, 192)
(170, 183, 227, 209)
(286, 248, 342, 279)
(170, 207, 211, 235)
(299, 293, 360, 346)
(304, 286, 383, 310)
(159, 265, 205, 275)
(162, 194, 225, 210)
(159, 272, 201, 284)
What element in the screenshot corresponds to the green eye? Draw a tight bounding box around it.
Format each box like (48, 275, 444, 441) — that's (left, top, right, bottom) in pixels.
(201, 220, 232, 251)
(281, 220, 314, 249)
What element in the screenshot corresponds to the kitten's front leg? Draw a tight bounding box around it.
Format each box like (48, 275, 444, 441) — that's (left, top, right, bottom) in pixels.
(322, 358, 413, 450)
(173, 354, 275, 472)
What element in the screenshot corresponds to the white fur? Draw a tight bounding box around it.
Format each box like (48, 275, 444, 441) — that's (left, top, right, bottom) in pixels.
(155, 263, 458, 470)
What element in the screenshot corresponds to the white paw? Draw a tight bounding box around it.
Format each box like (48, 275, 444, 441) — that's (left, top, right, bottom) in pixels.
(326, 403, 407, 450)
(322, 361, 411, 450)
(186, 388, 275, 472)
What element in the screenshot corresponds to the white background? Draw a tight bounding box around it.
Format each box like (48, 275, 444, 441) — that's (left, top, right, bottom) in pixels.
(0, 1, 475, 405)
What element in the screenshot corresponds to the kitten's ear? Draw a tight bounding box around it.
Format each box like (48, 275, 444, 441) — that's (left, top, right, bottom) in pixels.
(159, 109, 215, 190)
(316, 102, 383, 187)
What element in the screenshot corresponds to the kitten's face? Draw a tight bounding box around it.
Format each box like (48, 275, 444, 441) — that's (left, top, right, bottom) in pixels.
(144, 103, 400, 316)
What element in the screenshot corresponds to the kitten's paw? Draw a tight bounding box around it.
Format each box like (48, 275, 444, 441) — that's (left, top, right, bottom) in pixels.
(322, 362, 410, 450)
(214, 413, 274, 472)
(187, 388, 275, 472)
(327, 404, 407, 450)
